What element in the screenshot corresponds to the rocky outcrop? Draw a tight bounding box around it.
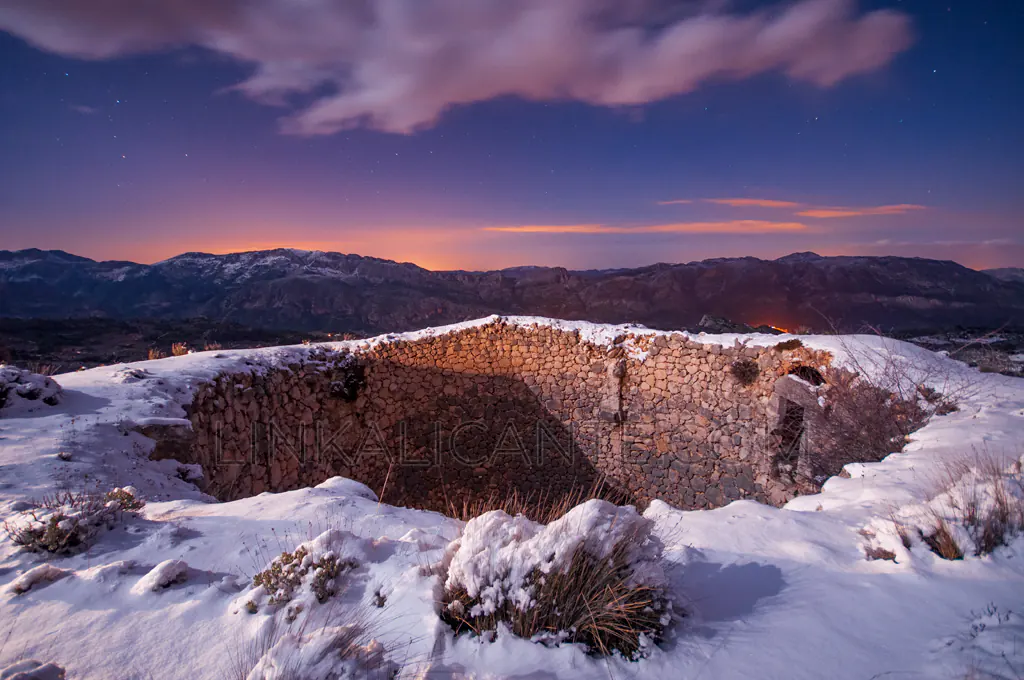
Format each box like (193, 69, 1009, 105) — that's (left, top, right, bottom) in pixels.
(0, 366, 61, 411)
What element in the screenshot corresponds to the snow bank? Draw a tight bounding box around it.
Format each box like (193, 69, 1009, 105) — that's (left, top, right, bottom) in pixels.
(0, 316, 1021, 678)
(245, 626, 395, 680)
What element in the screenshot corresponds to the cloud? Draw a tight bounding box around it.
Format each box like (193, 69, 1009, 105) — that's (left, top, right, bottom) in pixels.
(796, 203, 926, 218)
(485, 220, 811, 234)
(70, 104, 98, 115)
(656, 200, 694, 206)
(703, 198, 804, 208)
(0, 0, 913, 135)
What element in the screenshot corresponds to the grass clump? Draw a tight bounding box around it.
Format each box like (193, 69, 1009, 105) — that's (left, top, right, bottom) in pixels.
(171, 342, 189, 356)
(920, 518, 965, 561)
(444, 481, 627, 525)
(917, 452, 1024, 560)
(440, 500, 671, 659)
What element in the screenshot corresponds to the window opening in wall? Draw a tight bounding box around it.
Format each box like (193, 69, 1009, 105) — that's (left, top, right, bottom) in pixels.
(788, 365, 825, 386)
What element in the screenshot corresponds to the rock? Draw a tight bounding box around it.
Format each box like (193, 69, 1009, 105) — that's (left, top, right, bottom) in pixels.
(0, 661, 66, 680)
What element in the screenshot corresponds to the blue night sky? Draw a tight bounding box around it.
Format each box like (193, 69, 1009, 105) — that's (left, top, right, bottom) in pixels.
(0, 0, 1021, 270)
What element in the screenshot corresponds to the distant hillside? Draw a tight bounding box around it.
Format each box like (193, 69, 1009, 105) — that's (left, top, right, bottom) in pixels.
(986, 267, 1024, 284)
(1, 248, 1022, 334)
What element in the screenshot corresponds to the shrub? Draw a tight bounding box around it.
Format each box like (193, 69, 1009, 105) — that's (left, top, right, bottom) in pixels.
(440, 500, 671, 659)
(774, 338, 804, 351)
(171, 342, 189, 356)
(250, 530, 358, 608)
(811, 369, 928, 479)
(147, 348, 166, 360)
(203, 341, 223, 351)
(327, 359, 365, 402)
(105, 487, 145, 511)
(3, 487, 144, 555)
(729, 359, 759, 386)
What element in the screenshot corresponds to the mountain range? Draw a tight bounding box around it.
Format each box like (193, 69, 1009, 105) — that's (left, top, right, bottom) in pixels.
(1, 248, 1022, 334)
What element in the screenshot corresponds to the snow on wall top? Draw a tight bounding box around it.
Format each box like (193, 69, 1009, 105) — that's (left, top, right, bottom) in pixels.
(47, 314, 979, 440)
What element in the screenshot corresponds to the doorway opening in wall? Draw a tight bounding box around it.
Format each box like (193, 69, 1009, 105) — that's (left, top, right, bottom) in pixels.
(774, 398, 806, 475)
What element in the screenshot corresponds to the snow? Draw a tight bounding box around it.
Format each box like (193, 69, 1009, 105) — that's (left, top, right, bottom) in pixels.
(0, 316, 1022, 678)
(444, 500, 664, 617)
(7, 564, 70, 595)
(131, 559, 190, 593)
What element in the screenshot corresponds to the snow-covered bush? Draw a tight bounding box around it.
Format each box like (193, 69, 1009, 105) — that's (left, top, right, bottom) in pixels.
(250, 530, 359, 609)
(243, 624, 396, 680)
(104, 487, 146, 511)
(0, 366, 62, 411)
(440, 499, 671, 659)
(3, 487, 144, 555)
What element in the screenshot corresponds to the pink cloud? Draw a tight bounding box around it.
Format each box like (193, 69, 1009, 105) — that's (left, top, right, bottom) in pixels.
(484, 220, 811, 234)
(0, 0, 913, 134)
(797, 203, 927, 218)
(704, 198, 805, 208)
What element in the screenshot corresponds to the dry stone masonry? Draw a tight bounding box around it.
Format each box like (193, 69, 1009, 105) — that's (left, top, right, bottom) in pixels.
(175, 319, 837, 511)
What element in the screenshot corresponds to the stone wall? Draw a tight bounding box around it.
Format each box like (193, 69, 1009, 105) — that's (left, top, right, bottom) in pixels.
(177, 320, 835, 511)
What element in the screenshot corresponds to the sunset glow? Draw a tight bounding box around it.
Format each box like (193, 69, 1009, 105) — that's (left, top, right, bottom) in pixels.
(0, 1, 1020, 269)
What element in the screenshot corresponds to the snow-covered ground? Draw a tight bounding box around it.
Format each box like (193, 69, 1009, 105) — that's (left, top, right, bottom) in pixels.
(0, 316, 1022, 679)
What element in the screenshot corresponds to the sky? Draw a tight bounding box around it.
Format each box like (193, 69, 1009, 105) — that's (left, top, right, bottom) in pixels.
(0, 0, 1021, 271)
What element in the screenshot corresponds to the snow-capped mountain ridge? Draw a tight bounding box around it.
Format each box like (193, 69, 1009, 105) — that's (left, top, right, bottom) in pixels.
(1, 248, 1021, 334)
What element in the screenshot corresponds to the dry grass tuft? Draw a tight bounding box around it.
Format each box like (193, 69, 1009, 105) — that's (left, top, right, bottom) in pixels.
(441, 525, 669, 659)
(170, 342, 189, 356)
(920, 517, 965, 560)
(444, 481, 626, 525)
(926, 451, 1024, 559)
(203, 341, 223, 351)
(864, 545, 897, 562)
(147, 347, 165, 360)
(773, 338, 804, 351)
